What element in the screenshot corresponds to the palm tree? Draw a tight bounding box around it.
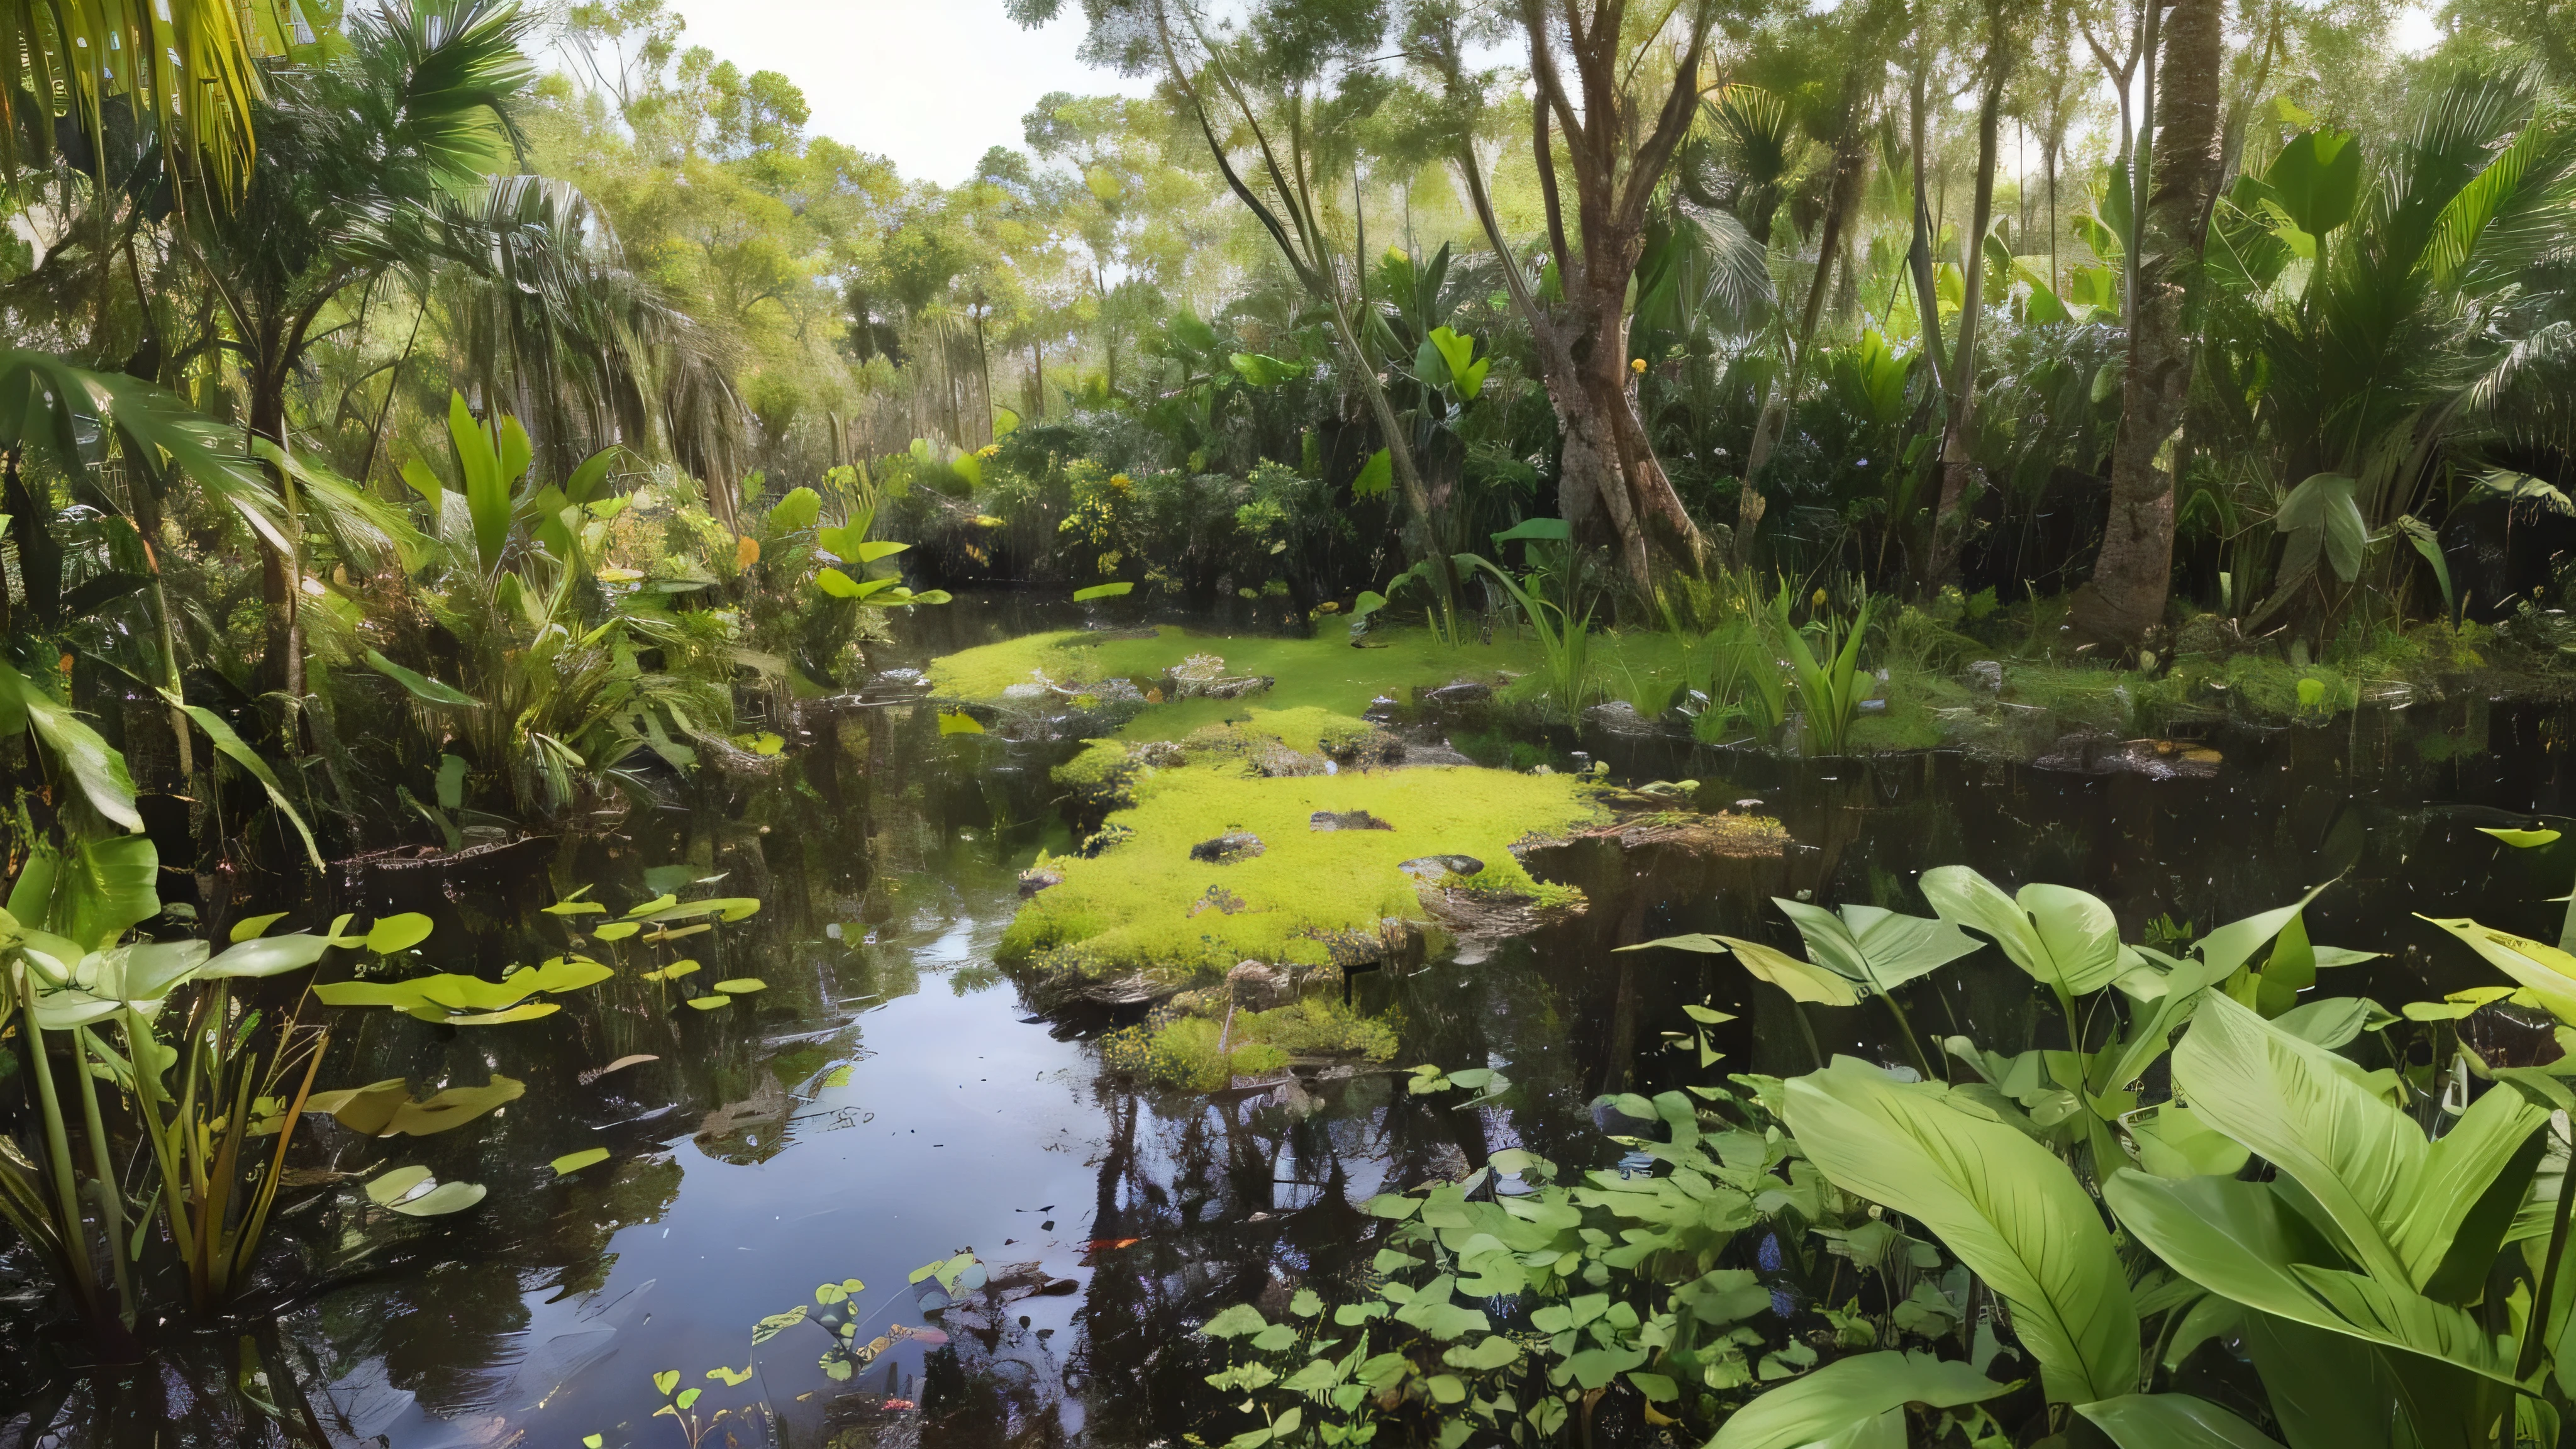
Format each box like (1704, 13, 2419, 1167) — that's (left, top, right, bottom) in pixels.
(177, 0, 536, 692)
(2218, 66, 2576, 631)
(386, 175, 749, 509)
(0, 0, 292, 199)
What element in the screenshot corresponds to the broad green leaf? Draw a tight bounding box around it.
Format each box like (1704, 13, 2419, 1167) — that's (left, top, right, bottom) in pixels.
(1201, 1304, 1270, 1339)
(550, 1148, 610, 1175)
(2479, 827, 2562, 848)
(366, 913, 435, 955)
(42, 835, 160, 950)
(1072, 582, 1133, 601)
(714, 978, 766, 994)
(1774, 899, 1980, 993)
(815, 568, 866, 599)
(172, 699, 322, 867)
(231, 911, 289, 943)
(2076, 1393, 2284, 1449)
(2264, 130, 2362, 237)
(2419, 915, 2576, 1023)
(1784, 1059, 2137, 1403)
(365, 648, 482, 709)
(199, 932, 331, 979)
(451, 393, 511, 572)
(1352, 448, 1392, 499)
(767, 486, 822, 531)
(390, 1180, 487, 1216)
(1926, 861, 2060, 985)
(1716, 934, 1862, 1006)
(0, 658, 142, 832)
(1709, 1350, 2018, 1449)
(365, 1165, 434, 1206)
(2102, 1170, 2519, 1385)
(2174, 994, 2548, 1287)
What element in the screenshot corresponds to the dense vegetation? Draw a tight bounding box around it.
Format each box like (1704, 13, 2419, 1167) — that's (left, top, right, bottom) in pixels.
(5, 0, 2576, 1443)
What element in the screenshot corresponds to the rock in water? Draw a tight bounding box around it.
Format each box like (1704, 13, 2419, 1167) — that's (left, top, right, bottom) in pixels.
(1189, 833, 1265, 863)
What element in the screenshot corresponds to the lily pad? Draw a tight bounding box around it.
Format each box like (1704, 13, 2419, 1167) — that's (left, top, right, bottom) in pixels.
(389, 1180, 487, 1216)
(714, 978, 767, 994)
(365, 913, 435, 954)
(641, 960, 701, 982)
(683, 995, 732, 1011)
(550, 1148, 611, 1175)
(365, 1165, 434, 1206)
(592, 921, 641, 941)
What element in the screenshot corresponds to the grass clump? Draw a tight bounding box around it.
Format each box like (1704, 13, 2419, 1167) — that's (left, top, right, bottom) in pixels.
(1099, 995, 1399, 1090)
(1004, 755, 1606, 981)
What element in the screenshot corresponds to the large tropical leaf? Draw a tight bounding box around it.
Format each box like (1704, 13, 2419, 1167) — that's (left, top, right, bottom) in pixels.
(169, 696, 324, 870)
(0, 657, 141, 833)
(1774, 899, 1980, 994)
(0, 352, 291, 557)
(1920, 867, 2124, 994)
(2172, 994, 2548, 1288)
(1783, 1058, 2139, 1403)
(2101, 1171, 2519, 1386)
(2076, 1394, 2283, 1449)
(2418, 915, 2576, 1023)
(1709, 1350, 2016, 1449)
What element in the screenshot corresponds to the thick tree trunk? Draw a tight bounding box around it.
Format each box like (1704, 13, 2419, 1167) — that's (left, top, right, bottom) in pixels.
(2070, 0, 2225, 648)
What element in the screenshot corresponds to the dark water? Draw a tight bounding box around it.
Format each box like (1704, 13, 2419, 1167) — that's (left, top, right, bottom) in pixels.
(8, 598, 2576, 1448)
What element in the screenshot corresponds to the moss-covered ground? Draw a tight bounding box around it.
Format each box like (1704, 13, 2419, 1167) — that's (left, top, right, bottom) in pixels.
(926, 623, 1691, 737)
(1001, 753, 1606, 981)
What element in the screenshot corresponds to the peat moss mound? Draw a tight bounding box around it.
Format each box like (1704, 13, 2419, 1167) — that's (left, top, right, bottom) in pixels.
(1001, 757, 1608, 985)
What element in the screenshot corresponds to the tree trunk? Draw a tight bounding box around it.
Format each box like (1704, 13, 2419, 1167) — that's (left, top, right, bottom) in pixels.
(248, 346, 304, 701)
(2069, 0, 2225, 648)
(1922, 35, 2011, 594)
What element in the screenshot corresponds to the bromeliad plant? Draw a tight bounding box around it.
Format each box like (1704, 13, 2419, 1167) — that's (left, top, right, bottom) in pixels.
(1201, 865, 2576, 1449)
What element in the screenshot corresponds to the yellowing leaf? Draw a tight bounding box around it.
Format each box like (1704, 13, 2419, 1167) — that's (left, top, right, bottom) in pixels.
(714, 978, 767, 994)
(551, 1148, 611, 1175)
(2477, 826, 2562, 848)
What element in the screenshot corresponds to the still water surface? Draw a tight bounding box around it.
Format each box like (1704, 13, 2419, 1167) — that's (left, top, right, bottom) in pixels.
(13, 599, 2576, 1447)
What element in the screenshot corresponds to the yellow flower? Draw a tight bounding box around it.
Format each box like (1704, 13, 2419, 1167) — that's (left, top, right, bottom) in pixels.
(1110, 473, 1133, 491)
(1813, 588, 1829, 609)
(1631, 357, 1648, 374)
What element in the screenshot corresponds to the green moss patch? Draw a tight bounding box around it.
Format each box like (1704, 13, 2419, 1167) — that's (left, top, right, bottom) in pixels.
(1002, 759, 1607, 981)
(1099, 995, 1400, 1091)
(928, 625, 1533, 712)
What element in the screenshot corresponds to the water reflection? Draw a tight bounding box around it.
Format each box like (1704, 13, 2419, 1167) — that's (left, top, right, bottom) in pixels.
(9, 596, 2576, 1447)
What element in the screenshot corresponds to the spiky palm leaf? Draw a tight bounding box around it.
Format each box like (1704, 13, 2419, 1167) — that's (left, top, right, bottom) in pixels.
(0, 0, 318, 197)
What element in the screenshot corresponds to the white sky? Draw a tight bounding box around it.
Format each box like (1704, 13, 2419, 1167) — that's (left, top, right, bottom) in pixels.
(657, 0, 2445, 190)
(666, 0, 1150, 186)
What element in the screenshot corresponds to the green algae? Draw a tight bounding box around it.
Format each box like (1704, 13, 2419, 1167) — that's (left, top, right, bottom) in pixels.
(1001, 758, 1608, 980)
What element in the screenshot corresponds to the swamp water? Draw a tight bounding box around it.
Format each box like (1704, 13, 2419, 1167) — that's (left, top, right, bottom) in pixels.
(8, 596, 2576, 1449)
